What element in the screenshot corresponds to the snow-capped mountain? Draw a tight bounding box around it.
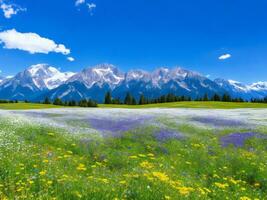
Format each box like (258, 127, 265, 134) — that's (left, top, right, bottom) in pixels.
(0, 64, 75, 100)
(214, 79, 267, 99)
(0, 76, 5, 84)
(67, 64, 124, 89)
(45, 64, 225, 102)
(0, 63, 267, 102)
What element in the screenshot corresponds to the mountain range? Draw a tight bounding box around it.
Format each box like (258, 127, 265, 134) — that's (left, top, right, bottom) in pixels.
(0, 63, 266, 102)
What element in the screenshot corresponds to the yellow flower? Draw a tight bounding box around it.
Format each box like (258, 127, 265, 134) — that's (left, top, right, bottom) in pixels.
(75, 191, 82, 198)
(147, 153, 155, 157)
(176, 186, 194, 196)
(129, 155, 138, 159)
(138, 154, 146, 158)
(43, 159, 49, 163)
(39, 170, 47, 176)
(214, 182, 229, 189)
(240, 197, 251, 200)
(165, 195, 171, 199)
(140, 161, 154, 169)
(254, 183, 260, 187)
(67, 150, 73, 154)
(47, 180, 53, 185)
(77, 163, 87, 171)
(119, 180, 127, 185)
(100, 178, 109, 184)
(152, 172, 169, 182)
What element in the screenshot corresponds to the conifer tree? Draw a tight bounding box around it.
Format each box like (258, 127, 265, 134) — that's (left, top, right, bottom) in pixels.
(104, 91, 112, 104)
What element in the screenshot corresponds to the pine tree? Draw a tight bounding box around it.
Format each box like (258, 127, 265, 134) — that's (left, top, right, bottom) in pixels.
(44, 97, 51, 104)
(53, 98, 63, 105)
(139, 94, 145, 105)
(104, 91, 112, 104)
(124, 92, 133, 105)
(203, 93, 209, 101)
(212, 94, 221, 101)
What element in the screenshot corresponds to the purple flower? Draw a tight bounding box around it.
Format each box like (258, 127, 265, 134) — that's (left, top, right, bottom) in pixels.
(88, 117, 151, 134)
(192, 116, 245, 127)
(154, 129, 185, 142)
(220, 132, 267, 148)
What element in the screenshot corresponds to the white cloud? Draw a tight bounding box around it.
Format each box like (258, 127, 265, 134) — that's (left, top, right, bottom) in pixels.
(67, 57, 75, 62)
(0, 29, 70, 55)
(0, 69, 2, 73)
(87, 3, 96, 14)
(218, 53, 231, 60)
(0, 1, 26, 19)
(75, 0, 85, 6)
(206, 74, 210, 78)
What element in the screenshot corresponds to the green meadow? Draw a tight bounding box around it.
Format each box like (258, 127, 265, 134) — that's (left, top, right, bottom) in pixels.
(1, 101, 267, 110)
(0, 113, 267, 199)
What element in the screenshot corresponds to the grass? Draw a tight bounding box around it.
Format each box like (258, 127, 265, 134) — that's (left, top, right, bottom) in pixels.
(0, 116, 266, 199)
(0, 103, 61, 110)
(99, 101, 267, 109)
(1, 101, 267, 110)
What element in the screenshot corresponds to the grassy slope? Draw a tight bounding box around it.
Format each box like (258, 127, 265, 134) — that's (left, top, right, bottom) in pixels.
(0, 103, 61, 110)
(1, 101, 267, 110)
(99, 101, 267, 109)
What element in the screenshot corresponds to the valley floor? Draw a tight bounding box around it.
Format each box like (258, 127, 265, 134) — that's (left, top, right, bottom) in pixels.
(0, 108, 267, 199)
(1, 101, 267, 110)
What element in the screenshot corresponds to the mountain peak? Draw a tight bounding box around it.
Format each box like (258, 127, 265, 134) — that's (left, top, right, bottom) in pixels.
(68, 63, 124, 89)
(27, 64, 60, 76)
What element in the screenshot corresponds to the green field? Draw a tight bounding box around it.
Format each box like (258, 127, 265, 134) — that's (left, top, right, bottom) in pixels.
(0, 103, 61, 110)
(99, 101, 267, 109)
(0, 115, 266, 199)
(1, 101, 267, 110)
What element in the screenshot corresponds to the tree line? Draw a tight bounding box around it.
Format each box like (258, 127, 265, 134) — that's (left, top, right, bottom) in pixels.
(251, 97, 267, 104)
(104, 92, 249, 105)
(43, 97, 98, 107)
(0, 99, 18, 104)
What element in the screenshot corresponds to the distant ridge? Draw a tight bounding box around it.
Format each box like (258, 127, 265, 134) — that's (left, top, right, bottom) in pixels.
(0, 63, 266, 102)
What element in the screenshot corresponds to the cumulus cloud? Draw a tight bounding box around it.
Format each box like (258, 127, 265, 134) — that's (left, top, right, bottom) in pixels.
(0, 29, 70, 55)
(75, 0, 85, 6)
(218, 53, 231, 60)
(75, 0, 96, 15)
(0, 1, 26, 19)
(87, 3, 96, 14)
(67, 57, 75, 62)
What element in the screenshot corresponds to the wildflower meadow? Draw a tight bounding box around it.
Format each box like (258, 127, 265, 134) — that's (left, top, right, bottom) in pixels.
(0, 108, 266, 199)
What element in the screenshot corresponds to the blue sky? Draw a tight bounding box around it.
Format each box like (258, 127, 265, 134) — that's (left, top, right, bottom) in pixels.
(0, 0, 266, 83)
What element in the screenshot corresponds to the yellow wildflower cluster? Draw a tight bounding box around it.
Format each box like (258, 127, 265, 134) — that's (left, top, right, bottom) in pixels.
(76, 163, 87, 171)
(140, 161, 154, 169)
(240, 197, 251, 200)
(176, 186, 194, 196)
(214, 182, 229, 189)
(152, 172, 169, 182)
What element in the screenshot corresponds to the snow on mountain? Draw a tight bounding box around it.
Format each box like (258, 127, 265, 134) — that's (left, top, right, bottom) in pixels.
(26, 64, 75, 90)
(1, 63, 267, 102)
(214, 78, 267, 99)
(0, 64, 75, 100)
(67, 64, 124, 89)
(125, 70, 150, 82)
(249, 82, 267, 91)
(0, 76, 4, 84)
